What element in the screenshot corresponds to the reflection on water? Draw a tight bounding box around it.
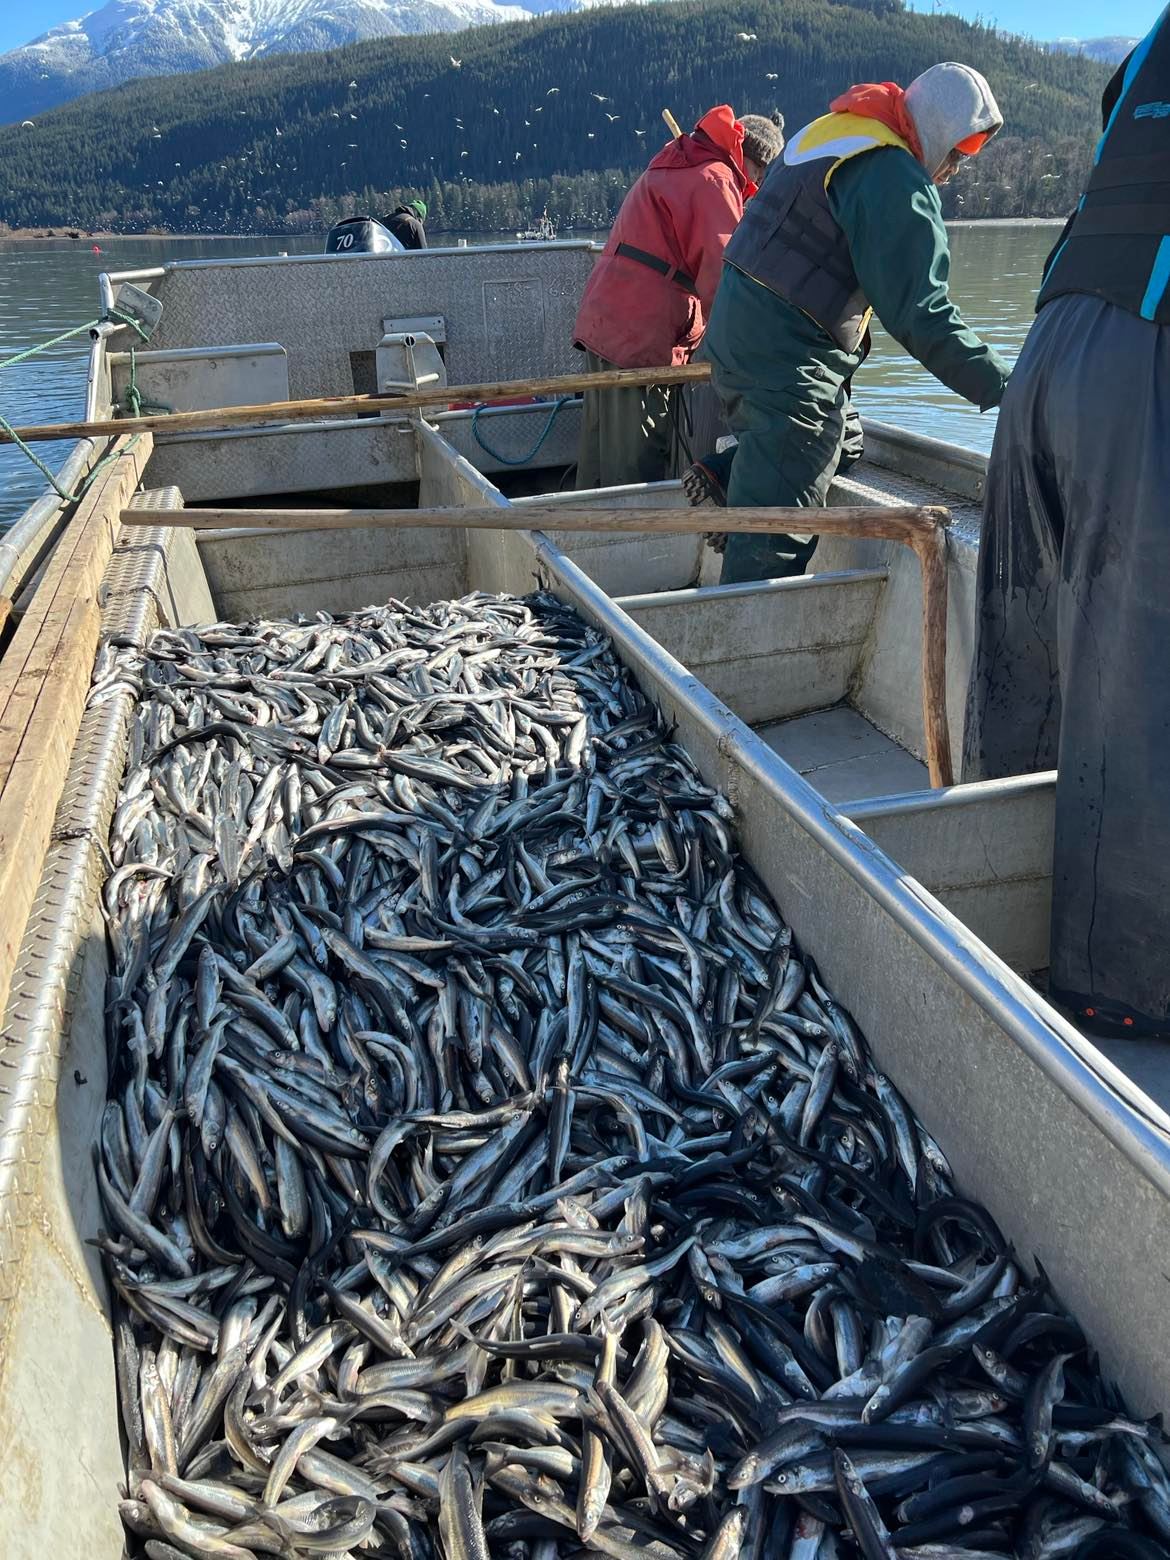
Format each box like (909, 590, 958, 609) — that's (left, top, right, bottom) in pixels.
(0, 222, 1059, 529)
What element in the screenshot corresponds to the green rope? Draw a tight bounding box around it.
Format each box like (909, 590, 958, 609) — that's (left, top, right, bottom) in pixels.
(471, 396, 572, 467)
(0, 307, 155, 503)
(0, 308, 148, 373)
(0, 411, 142, 503)
(123, 345, 173, 420)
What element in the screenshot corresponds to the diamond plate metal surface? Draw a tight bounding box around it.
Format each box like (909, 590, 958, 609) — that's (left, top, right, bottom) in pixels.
(148, 247, 596, 399)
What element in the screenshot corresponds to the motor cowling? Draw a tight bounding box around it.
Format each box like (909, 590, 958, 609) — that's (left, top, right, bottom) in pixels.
(325, 216, 404, 255)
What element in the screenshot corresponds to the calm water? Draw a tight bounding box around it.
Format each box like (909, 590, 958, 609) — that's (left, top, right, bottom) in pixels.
(0, 222, 1058, 528)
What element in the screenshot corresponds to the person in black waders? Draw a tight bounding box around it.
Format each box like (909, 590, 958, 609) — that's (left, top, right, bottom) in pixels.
(385, 199, 427, 250)
(963, 10, 1170, 1040)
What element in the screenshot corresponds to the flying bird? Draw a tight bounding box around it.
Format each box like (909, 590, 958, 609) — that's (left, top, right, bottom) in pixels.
(546, 87, 560, 95)
(587, 131, 595, 138)
(348, 79, 358, 87)
(275, 127, 283, 135)
(736, 31, 758, 40)
(331, 110, 340, 117)
(765, 71, 778, 79)
(492, 107, 500, 114)
(634, 128, 647, 136)
(400, 139, 408, 147)
(460, 149, 469, 157)
(591, 92, 609, 102)
(450, 55, 462, 67)
(605, 112, 620, 121)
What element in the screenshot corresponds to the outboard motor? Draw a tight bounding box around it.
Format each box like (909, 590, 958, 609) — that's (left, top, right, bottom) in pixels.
(324, 216, 405, 255)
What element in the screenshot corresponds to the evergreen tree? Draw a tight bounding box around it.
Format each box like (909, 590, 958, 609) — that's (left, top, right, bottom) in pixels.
(0, 0, 1110, 233)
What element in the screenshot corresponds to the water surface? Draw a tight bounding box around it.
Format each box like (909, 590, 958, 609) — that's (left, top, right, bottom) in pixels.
(0, 222, 1059, 528)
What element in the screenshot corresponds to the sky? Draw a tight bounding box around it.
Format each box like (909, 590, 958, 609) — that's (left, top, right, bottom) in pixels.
(0, 0, 1156, 54)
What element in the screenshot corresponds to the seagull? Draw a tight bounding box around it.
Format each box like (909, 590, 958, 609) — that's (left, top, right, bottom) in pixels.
(450, 55, 462, 67)
(533, 106, 542, 113)
(736, 31, 758, 40)
(634, 128, 647, 136)
(400, 139, 408, 147)
(348, 79, 358, 87)
(587, 131, 595, 139)
(492, 107, 500, 114)
(460, 149, 469, 157)
(331, 110, 340, 117)
(765, 71, 778, 79)
(275, 127, 283, 135)
(348, 142, 358, 148)
(350, 113, 358, 120)
(395, 123, 404, 130)
(605, 112, 620, 121)
(546, 87, 560, 95)
(515, 151, 522, 160)
(152, 132, 162, 139)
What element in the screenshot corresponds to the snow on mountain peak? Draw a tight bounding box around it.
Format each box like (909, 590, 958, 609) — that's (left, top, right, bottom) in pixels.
(0, 0, 548, 122)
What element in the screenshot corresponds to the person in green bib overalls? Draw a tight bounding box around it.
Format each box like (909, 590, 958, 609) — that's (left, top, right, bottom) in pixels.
(686, 64, 1011, 583)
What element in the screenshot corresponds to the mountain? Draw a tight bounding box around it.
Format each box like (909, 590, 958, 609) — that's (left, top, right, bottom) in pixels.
(0, 0, 1110, 233)
(1047, 35, 1136, 65)
(0, 0, 540, 122)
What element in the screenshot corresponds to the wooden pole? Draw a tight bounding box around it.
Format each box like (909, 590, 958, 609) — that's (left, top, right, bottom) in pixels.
(0, 362, 712, 446)
(662, 108, 684, 139)
(0, 436, 152, 1021)
(121, 502, 949, 541)
(912, 526, 954, 787)
(123, 499, 955, 786)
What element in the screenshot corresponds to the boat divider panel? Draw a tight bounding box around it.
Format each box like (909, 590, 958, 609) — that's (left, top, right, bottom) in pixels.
(617, 571, 887, 726)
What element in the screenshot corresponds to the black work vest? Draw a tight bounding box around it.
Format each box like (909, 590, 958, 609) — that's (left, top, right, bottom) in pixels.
(1038, 7, 1170, 322)
(724, 112, 911, 353)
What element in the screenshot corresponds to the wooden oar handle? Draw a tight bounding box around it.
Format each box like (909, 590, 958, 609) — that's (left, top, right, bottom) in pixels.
(0, 362, 713, 445)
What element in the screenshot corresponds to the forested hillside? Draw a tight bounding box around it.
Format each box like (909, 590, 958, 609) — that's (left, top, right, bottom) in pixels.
(0, 0, 1110, 233)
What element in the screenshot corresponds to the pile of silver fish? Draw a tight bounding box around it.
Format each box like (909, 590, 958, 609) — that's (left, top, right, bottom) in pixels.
(99, 590, 1170, 1560)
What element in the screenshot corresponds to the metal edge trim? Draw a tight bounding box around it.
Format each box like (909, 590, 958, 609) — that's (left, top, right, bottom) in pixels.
(846, 771, 1058, 822)
(614, 569, 889, 613)
(161, 240, 601, 273)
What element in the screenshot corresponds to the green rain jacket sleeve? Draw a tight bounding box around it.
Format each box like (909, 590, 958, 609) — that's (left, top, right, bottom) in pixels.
(828, 148, 1010, 410)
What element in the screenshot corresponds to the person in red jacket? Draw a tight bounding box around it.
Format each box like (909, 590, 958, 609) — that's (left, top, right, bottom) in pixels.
(573, 106, 784, 489)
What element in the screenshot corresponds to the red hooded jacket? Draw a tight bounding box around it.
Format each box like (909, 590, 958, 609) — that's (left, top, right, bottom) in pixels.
(572, 106, 755, 368)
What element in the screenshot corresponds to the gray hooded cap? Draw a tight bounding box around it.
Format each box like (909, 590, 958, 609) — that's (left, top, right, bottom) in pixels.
(904, 62, 1003, 177)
